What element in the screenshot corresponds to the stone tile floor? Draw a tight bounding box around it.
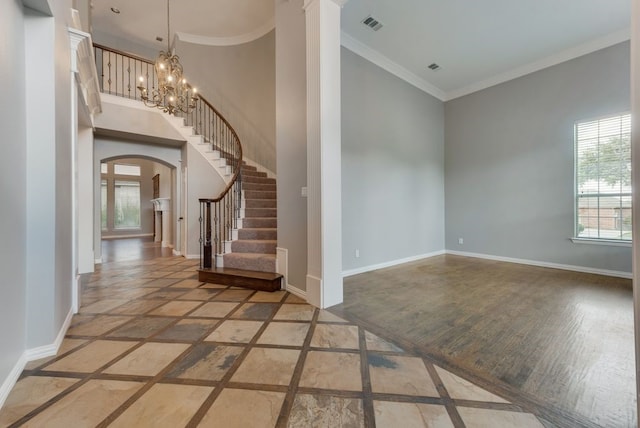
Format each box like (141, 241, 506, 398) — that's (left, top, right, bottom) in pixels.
(0, 255, 546, 427)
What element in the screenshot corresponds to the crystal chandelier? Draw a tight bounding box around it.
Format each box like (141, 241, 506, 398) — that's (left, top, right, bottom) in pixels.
(137, 0, 198, 115)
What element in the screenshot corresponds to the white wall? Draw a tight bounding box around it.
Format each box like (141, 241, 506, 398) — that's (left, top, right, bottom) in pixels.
(276, 0, 308, 290)
(0, 0, 27, 394)
(341, 48, 446, 272)
(445, 42, 632, 274)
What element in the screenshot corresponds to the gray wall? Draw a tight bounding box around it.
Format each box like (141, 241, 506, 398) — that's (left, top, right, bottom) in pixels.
(0, 0, 27, 386)
(177, 33, 276, 172)
(341, 48, 446, 271)
(276, 0, 308, 290)
(445, 41, 632, 273)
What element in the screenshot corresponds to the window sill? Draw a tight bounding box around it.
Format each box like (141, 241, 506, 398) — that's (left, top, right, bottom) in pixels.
(570, 237, 632, 247)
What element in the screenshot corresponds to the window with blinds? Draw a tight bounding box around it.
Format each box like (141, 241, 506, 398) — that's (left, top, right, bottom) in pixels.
(575, 113, 631, 241)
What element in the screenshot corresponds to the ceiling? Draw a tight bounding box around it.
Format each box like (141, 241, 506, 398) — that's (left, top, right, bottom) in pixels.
(91, 0, 631, 101)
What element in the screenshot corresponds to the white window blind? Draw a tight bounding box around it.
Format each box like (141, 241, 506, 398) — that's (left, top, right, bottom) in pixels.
(575, 113, 631, 241)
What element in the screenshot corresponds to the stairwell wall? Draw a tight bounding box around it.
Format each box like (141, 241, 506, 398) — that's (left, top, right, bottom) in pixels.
(341, 48, 446, 273)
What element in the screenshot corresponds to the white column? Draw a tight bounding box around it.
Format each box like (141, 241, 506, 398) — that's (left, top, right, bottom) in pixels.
(631, 0, 640, 418)
(303, 0, 346, 308)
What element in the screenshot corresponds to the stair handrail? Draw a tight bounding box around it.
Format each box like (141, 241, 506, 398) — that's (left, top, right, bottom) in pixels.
(93, 43, 244, 269)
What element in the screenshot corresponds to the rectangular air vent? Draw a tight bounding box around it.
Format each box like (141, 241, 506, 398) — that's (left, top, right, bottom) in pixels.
(428, 63, 441, 71)
(362, 15, 383, 31)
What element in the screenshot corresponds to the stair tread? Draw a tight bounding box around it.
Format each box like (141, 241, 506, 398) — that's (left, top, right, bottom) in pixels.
(199, 267, 282, 280)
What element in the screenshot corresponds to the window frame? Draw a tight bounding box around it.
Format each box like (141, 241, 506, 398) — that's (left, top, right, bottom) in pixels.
(573, 112, 632, 245)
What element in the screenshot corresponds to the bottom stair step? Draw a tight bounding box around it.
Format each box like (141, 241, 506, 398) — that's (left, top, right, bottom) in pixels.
(198, 267, 283, 292)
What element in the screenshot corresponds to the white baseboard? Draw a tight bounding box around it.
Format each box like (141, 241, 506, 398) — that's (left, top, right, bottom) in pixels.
(185, 254, 200, 260)
(172, 249, 183, 257)
(102, 233, 154, 240)
(342, 250, 446, 277)
(0, 352, 27, 409)
(446, 250, 632, 279)
(94, 257, 102, 264)
(0, 307, 74, 409)
(285, 283, 307, 301)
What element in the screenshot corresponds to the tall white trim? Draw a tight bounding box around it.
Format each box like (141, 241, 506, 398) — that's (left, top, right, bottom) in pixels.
(340, 31, 447, 101)
(304, 0, 345, 309)
(176, 18, 275, 47)
(446, 28, 631, 100)
(342, 250, 446, 277)
(446, 250, 632, 279)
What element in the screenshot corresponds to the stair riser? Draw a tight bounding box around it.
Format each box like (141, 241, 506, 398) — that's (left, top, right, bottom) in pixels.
(244, 191, 277, 200)
(242, 170, 267, 178)
(238, 229, 277, 240)
(223, 254, 276, 273)
(244, 199, 277, 209)
(242, 183, 276, 192)
(242, 218, 277, 228)
(231, 241, 277, 254)
(243, 175, 276, 185)
(244, 208, 276, 218)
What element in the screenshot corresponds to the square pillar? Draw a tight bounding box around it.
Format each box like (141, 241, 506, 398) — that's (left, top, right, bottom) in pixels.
(304, 0, 347, 308)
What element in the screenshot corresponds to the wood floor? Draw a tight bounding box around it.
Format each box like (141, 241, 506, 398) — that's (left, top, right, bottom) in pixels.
(331, 254, 636, 428)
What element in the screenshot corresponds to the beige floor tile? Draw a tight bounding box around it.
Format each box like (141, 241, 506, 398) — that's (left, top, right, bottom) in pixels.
(273, 304, 315, 321)
(110, 383, 212, 428)
(24, 339, 87, 370)
(167, 344, 243, 381)
(103, 342, 190, 376)
(365, 331, 403, 353)
(199, 388, 285, 428)
(257, 322, 310, 347)
(110, 299, 166, 315)
(79, 299, 129, 314)
(374, 401, 454, 428)
(311, 324, 360, 349)
(66, 315, 133, 336)
(154, 319, 219, 341)
(285, 294, 306, 304)
(166, 272, 199, 280)
(288, 394, 364, 428)
(369, 355, 438, 397)
(317, 310, 348, 323)
(457, 407, 545, 428)
(231, 303, 279, 320)
(148, 300, 202, 316)
(205, 320, 264, 343)
(178, 289, 222, 301)
(435, 366, 510, 403)
(299, 351, 362, 391)
(212, 289, 255, 301)
(43, 340, 136, 373)
(22, 380, 143, 428)
(231, 348, 300, 386)
(249, 290, 287, 303)
(169, 278, 203, 287)
(0, 376, 79, 426)
(199, 283, 228, 289)
(189, 302, 239, 318)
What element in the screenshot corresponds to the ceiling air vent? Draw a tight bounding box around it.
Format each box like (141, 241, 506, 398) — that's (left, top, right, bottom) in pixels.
(362, 15, 383, 31)
(428, 63, 441, 71)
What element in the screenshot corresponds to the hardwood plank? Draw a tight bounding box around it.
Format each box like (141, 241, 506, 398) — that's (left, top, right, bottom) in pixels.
(332, 254, 636, 427)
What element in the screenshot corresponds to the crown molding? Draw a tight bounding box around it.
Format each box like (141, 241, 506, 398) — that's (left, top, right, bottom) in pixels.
(445, 28, 631, 101)
(340, 31, 447, 101)
(176, 18, 275, 47)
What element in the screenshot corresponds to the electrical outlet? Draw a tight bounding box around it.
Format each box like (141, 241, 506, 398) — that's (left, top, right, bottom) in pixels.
(458, 238, 464, 245)
(355, 249, 360, 258)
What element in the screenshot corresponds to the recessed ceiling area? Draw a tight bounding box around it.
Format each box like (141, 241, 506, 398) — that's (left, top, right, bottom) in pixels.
(90, 0, 631, 100)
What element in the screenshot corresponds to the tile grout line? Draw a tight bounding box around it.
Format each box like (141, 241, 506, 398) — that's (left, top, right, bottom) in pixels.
(358, 326, 377, 428)
(274, 307, 320, 428)
(424, 359, 467, 428)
